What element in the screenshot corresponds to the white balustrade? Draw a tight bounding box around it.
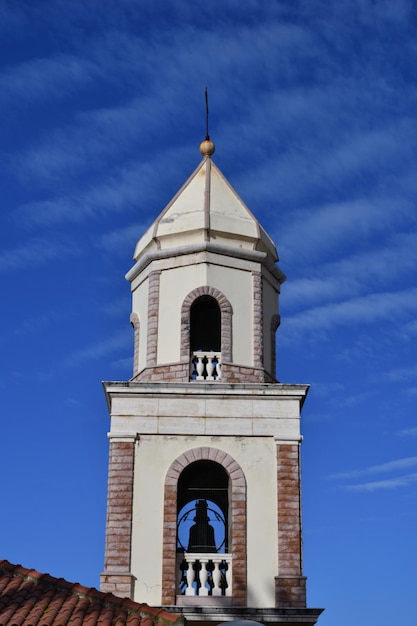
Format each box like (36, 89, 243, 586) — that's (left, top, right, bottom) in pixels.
(180, 553, 232, 597)
(190, 352, 222, 381)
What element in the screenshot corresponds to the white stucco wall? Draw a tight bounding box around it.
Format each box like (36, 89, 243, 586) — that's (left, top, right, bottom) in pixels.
(157, 264, 206, 363)
(207, 264, 253, 366)
(130, 434, 278, 608)
(156, 263, 253, 366)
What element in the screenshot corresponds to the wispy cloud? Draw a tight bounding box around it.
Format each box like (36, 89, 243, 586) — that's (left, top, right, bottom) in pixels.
(329, 457, 417, 492)
(97, 223, 148, 256)
(0, 237, 79, 273)
(64, 329, 131, 367)
(383, 364, 417, 383)
(282, 287, 417, 340)
(344, 473, 417, 492)
(330, 457, 417, 480)
(101, 297, 131, 318)
(277, 190, 416, 266)
(398, 427, 417, 437)
(284, 231, 417, 310)
(14, 145, 191, 227)
(0, 54, 100, 107)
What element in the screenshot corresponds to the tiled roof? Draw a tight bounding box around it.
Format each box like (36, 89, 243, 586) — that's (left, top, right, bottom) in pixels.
(0, 561, 183, 626)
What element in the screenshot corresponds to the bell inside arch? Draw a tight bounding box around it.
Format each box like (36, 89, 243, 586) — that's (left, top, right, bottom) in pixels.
(187, 499, 217, 553)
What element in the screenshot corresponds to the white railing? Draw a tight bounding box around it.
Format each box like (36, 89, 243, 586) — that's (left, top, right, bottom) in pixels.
(180, 553, 232, 596)
(190, 352, 222, 380)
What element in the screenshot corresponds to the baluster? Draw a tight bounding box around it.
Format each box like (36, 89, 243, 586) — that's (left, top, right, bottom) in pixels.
(190, 356, 197, 378)
(185, 558, 196, 595)
(225, 558, 232, 596)
(196, 356, 205, 380)
(206, 355, 214, 380)
(211, 558, 222, 596)
(199, 559, 209, 596)
(217, 360, 221, 380)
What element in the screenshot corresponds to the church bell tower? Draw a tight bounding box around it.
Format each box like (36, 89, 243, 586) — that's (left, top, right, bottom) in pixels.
(100, 136, 323, 626)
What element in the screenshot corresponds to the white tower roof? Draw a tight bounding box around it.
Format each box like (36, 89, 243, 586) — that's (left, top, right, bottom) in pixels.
(133, 145, 278, 262)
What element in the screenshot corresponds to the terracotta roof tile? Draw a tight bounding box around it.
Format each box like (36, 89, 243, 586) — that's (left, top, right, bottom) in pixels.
(0, 562, 183, 626)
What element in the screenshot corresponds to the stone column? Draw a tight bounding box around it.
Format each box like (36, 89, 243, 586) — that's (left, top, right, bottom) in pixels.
(100, 437, 135, 598)
(146, 270, 161, 368)
(275, 442, 307, 608)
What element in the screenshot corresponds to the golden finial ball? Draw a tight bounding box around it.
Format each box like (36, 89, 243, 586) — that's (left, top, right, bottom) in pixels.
(199, 139, 215, 156)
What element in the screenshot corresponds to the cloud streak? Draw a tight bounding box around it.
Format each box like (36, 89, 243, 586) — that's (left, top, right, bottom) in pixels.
(330, 457, 417, 480)
(14, 145, 193, 227)
(64, 329, 131, 367)
(343, 473, 417, 492)
(282, 286, 417, 340)
(283, 231, 417, 311)
(329, 457, 417, 492)
(0, 237, 80, 273)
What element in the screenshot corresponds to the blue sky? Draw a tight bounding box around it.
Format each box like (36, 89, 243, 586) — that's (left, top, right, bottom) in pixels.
(1, 1, 416, 624)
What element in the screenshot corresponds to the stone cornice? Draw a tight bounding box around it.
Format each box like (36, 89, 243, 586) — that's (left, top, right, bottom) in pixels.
(125, 241, 286, 285)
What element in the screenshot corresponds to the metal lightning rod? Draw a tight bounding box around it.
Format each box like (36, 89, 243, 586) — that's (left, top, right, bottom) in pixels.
(205, 87, 210, 141)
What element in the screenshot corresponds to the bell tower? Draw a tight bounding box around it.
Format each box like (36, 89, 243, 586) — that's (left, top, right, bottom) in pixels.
(100, 137, 323, 626)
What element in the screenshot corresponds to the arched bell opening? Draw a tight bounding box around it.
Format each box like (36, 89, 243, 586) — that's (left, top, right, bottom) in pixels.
(177, 460, 229, 553)
(162, 447, 247, 606)
(176, 460, 231, 598)
(190, 296, 221, 353)
(181, 287, 232, 382)
(190, 296, 222, 380)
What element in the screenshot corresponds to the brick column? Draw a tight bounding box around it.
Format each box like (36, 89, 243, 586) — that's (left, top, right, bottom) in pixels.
(275, 442, 307, 608)
(100, 438, 135, 598)
(252, 271, 263, 369)
(147, 271, 161, 367)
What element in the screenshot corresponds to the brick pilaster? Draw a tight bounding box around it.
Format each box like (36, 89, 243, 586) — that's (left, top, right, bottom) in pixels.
(275, 442, 306, 608)
(147, 271, 161, 367)
(252, 271, 263, 369)
(100, 439, 135, 598)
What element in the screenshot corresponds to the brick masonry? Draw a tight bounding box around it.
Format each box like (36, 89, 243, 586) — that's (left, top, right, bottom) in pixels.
(100, 440, 135, 598)
(131, 362, 190, 383)
(275, 443, 306, 608)
(252, 272, 263, 369)
(162, 447, 247, 607)
(146, 271, 161, 368)
(130, 361, 276, 384)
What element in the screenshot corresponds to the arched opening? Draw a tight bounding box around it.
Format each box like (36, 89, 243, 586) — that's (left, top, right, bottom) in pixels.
(177, 460, 229, 553)
(190, 296, 221, 352)
(176, 460, 231, 597)
(180, 287, 232, 382)
(162, 447, 247, 606)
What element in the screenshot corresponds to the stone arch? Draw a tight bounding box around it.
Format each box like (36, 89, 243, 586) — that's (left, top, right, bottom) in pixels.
(180, 286, 232, 362)
(162, 447, 246, 606)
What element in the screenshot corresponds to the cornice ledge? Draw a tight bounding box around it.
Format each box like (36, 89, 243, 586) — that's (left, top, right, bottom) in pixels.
(125, 241, 285, 284)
